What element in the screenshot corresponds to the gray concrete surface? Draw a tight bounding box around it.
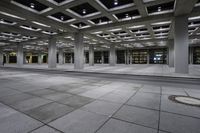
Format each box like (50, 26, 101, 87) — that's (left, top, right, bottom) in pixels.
(0, 68, 200, 133)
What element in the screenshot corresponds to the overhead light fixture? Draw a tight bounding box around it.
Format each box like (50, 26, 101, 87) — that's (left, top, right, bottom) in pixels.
(32, 21, 50, 27)
(125, 14, 129, 18)
(82, 9, 86, 14)
(0, 11, 25, 20)
(158, 6, 161, 12)
(60, 16, 64, 21)
(114, 0, 118, 5)
(30, 3, 35, 8)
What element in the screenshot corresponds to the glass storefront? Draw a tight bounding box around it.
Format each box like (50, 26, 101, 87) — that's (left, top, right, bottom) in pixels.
(132, 50, 147, 64)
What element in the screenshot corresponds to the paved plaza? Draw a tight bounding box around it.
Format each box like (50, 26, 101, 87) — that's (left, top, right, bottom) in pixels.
(0, 68, 200, 133)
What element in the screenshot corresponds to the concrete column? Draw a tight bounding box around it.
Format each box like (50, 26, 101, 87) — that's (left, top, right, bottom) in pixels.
(147, 50, 150, 64)
(129, 50, 132, 64)
(48, 37, 57, 68)
(6, 54, 9, 64)
(174, 15, 189, 73)
(38, 52, 43, 64)
(109, 44, 116, 66)
(126, 50, 130, 64)
(168, 40, 174, 67)
(89, 45, 94, 66)
(74, 32, 84, 69)
(0, 49, 3, 66)
(70, 53, 73, 64)
(101, 51, 104, 64)
(58, 48, 64, 65)
(189, 47, 193, 64)
(17, 44, 24, 67)
(23, 53, 26, 64)
(124, 50, 127, 64)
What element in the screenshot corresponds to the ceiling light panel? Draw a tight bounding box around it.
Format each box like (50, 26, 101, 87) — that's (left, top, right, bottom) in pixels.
(69, 3, 98, 17)
(114, 10, 140, 20)
(12, 0, 49, 12)
(147, 1, 175, 15)
(50, 12, 73, 22)
(97, 0, 134, 10)
(90, 16, 111, 25)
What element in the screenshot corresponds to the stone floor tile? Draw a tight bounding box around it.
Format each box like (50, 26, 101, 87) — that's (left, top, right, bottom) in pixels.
(161, 86, 187, 95)
(81, 100, 122, 116)
(139, 85, 161, 94)
(11, 97, 52, 112)
(113, 105, 159, 129)
(58, 95, 94, 108)
(0, 93, 35, 105)
(99, 92, 132, 104)
(27, 89, 56, 97)
(160, 112, 200, 133)
(97, 118, 157, 133)
(49, 109, 108, 133)
(25, 102, 74, 123)
(0, 111, 43, 133)
(31, 126, 61, 133)
(127, 92, 160, 110)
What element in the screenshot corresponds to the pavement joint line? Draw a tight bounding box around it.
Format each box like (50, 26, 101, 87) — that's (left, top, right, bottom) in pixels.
(94, 85, 141, 133)
(0, 101, 66, 133)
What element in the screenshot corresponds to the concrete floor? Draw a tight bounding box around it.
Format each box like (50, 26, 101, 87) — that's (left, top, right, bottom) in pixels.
(0, 69, 200, 133)
(3, 63, 200, 78)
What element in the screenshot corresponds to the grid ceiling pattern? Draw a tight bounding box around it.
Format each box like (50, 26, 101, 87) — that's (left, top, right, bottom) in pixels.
(0, 0, 200, 51)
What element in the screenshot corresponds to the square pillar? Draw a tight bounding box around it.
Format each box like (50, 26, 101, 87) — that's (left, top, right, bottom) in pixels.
(168, 40, 174, 67)
(189, 47, 193, 64)
(48, 37, 57, 68)
(38, 52, 43, 65)
(129, 50, 132, 64)
(17, 44, 23, 67)
(0, 49, 3, 66)
(6, 54, 9, 64)
(58, 48, 64, 65)
(174, 15, 189, 73)
(101, 51, 104, 64)
(74, 32, 84, 69)
(89, 45, 94, 66)
(109, 44, 116, 66)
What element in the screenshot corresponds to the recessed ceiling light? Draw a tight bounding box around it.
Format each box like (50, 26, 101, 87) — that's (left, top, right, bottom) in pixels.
(125, 14, 129, 18)
(60, 16, 64, 21)
(82, 9, 86, 14)
(30, 3, 35, 8)
(158, 6, 161, 12)
(114, 0, 118, 5)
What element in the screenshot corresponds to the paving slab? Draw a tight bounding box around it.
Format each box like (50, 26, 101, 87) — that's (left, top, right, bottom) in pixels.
(113, 105, 159, 129)
(160, 112, 200, 133)
(0, 103, 42, 133)
(81, 100, 122, 116)
(58, 95, 94, 108)
(127, 92, 160, 110)
(97, 118, 157, 133)
(31, 126, 61, 133)
(25, 102, 74, 123)
(49, 109, 108, 133)
(11, 97, 52, 112)
(0, 93, 35, 105)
